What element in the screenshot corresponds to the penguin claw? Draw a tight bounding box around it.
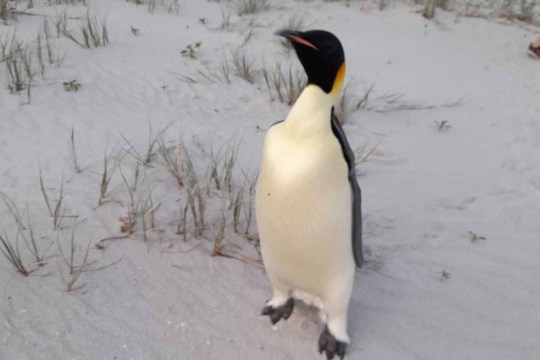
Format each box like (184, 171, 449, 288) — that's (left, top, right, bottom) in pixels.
(261, 298, 294, 325)
(318, 326, 347, 360)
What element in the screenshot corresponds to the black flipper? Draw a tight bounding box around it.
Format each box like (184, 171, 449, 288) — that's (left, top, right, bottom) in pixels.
(330, 111, 364, 268)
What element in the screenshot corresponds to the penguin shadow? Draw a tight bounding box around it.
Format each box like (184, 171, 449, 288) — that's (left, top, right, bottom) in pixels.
(347, 256, 398, 356)
(289, 300, 326, 334)
(264, 296, 322, 332)
(346, 213, 402, 355)
(259, 296, 329, 357)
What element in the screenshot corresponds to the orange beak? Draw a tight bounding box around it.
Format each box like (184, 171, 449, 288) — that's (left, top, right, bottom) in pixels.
(277, 30, 320, 51)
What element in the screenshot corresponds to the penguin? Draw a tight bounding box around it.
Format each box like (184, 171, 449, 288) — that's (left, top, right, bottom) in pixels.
(256, 29, 363, 360)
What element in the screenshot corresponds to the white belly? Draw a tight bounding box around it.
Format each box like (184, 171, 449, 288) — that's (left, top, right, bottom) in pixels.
(256, 123, 355, 300)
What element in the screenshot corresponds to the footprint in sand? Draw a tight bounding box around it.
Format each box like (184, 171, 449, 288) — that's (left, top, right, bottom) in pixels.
(363, 213, 395, 239)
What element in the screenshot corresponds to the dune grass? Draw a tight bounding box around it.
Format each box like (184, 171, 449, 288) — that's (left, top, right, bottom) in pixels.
(58, 227, 91, 292)
(59, 10, 109, 49)
(0, 231, 29, 276)
(0, 192, 52, 275)
(236, 0, 270, 15)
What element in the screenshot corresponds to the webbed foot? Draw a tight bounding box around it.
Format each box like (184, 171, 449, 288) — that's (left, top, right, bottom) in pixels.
(318, 326, 347, 360)
(261, 298, 294, 325)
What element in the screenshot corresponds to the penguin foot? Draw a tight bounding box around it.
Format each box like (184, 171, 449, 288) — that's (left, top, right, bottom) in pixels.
(318, 326, 347, 360)
(261, 298, 294, 325)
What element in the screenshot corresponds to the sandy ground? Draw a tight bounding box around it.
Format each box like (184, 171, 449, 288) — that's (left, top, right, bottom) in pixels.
(1, 0, 540, 359)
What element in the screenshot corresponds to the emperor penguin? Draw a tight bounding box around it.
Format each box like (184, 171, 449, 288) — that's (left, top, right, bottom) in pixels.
(256, 29, 364, 360)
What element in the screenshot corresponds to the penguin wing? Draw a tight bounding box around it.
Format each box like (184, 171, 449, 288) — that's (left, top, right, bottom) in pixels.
(331, 113, 364, 268)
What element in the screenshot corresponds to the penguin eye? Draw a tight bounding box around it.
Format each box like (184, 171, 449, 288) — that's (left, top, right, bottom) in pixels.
(321, 43, 335, 54)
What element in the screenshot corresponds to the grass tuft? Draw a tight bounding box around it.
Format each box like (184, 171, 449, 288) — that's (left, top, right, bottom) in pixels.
(220, 8, 231, 29)
(242, 172, 257, 236)
(23, 209, 51, 266)
(70, 126, 82, 173)
(39, 166, 53, 217)
(52, 173, 65, 231)
(342, 82, 462, 115)
(158, 138, 185, 188)
(198, 56, 231, 84)
(0, 0, 16, 25)
(58, 228, 91, 292)
(0, 231, 29, 276)
(60, 10, 109, 49)
(98, 148, 121, 206)
(231, 52, 256, 84)
(354, 143, 380, 165)
(125, 0, 179, 14)
(0, 192, 51, 274)
(236, 0, 269, 15)
(263, 62, 306, 105)
(211, 208, 227, 256)
(4, 41, 35, 102)
(182, 143, 207, 237)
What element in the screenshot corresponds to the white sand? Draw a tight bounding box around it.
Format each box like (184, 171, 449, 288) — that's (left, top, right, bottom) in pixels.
(1, 1, 539, 359)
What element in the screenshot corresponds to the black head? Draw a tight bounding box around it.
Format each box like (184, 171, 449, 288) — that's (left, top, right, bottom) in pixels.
(277, 29, 345, 94)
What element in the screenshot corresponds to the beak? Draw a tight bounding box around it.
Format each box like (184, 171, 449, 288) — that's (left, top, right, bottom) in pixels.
(276, 29, 319, 51)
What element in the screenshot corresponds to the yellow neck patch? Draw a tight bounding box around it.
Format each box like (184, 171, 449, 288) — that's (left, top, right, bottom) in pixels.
(331, 62, 346, 95)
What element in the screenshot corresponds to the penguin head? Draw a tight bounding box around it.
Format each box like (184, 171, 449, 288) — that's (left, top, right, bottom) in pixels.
(278, 29, 346, 103)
